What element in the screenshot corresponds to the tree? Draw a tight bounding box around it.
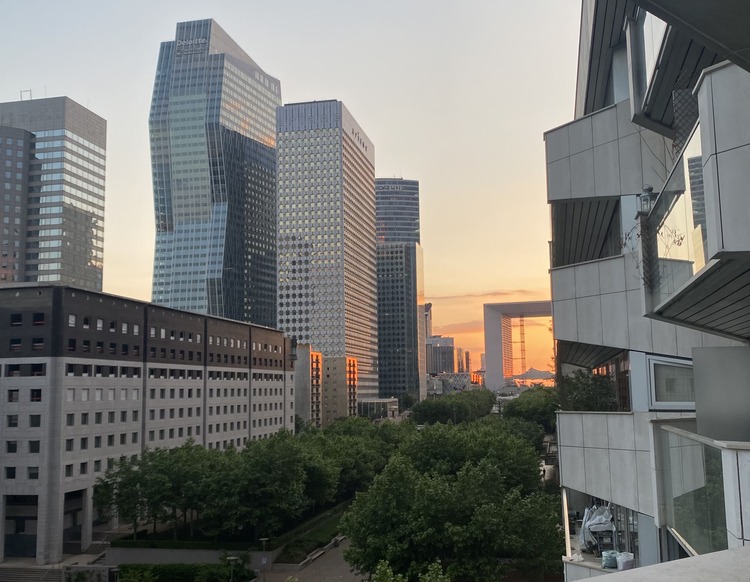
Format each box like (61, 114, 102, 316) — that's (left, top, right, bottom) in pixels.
(503, 386, 559, 433)
(94, 455, 145, 539)
(373, 560, 451, 582)
(342, 421, 563, 581)
(411, 390, 495, 425)
(559, 370, 618, 412)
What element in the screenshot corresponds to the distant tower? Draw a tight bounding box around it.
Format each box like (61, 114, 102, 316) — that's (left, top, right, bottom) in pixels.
(376, 178, 426, 403)
(149, 19, 281, 326)
(277, 100, 378, 401)
(0, 97, 106, 289)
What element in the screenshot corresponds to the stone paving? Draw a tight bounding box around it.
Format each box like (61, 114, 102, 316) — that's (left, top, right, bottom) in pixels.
(263, 540, 365, 582)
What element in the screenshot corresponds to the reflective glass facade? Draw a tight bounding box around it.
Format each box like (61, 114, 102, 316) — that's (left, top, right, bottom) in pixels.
(377, 242, 426, 402)
(150, 19, 280, 326)
(375, 178, 420, 243)
(0, 97, 106, 290)
(277, 101, 378, 399)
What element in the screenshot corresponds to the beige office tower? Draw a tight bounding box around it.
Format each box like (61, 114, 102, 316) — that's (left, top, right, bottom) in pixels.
(277, 100, 378, 406)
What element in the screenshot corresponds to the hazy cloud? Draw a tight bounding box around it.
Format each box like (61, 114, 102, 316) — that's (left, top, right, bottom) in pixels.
(433, 320, 484, 334)
(425, 289, 535, 301)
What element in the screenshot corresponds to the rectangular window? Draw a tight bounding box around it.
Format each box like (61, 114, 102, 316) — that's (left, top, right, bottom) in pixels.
(68, 314, 76, 327)
(6, 467, 16, 479)
(79, 463, 87, 475)
(6, 441, 17, 453)
(29, 440, 40, 453)
(65, 464, 73, 477)
(7, 415, 18, 428)
(96, 318, 103, 331)
(95, 436, 102, 448)
(33, 312, 45, 326)
(28, 466, 39, 479)
(8, 389, 19, 403)
(29, 414, 41, 428)
(66, 413, 74, 426)
(649, 357, 695, 410)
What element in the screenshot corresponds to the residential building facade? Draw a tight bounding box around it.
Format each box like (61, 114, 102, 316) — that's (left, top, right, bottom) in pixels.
(0, 285, 294, 564)
(277, 100, 378, 400)
(150, 19, 280, 326)
(549, 1, 750, 578)
(0, 97, 106, 290)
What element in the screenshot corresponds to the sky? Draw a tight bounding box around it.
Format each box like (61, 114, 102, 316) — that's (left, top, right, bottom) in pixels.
(0, 0, 581, 372)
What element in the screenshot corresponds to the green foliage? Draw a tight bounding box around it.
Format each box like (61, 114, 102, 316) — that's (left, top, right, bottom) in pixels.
(95, 417, 413, 544)
(411, 389, 495, 425)
(502, 386, 559, 433)
(341, 420, 563, 581)
(373, 560, 451, 582)
(119, 557, 254, 582)
(559, 370, 618, 412)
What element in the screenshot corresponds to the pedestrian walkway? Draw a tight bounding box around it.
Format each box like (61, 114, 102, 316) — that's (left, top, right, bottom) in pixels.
(263, 540, 365, 582)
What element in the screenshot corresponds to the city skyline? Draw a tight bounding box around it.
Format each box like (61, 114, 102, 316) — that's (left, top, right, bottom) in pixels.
(0, 1, 580, 369)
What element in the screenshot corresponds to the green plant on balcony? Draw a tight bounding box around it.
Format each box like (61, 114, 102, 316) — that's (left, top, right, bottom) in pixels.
(559, 370, 618, 412)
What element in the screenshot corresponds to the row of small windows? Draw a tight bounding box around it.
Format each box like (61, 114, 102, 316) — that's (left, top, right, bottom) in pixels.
(69, 314, 139, 335)
(149, 407, 201, 420)
(66, 364, 141, 378)
(3, 363, 46, 377)
(7, 388, 42, 403)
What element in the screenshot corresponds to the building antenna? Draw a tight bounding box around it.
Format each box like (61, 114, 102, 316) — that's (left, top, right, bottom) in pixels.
(20, 89, 32, 101)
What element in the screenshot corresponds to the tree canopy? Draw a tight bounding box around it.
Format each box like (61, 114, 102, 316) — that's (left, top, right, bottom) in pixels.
(502, 385, 559, 433)
(341, 419, 563, 581)
(411, 389, 495, 425)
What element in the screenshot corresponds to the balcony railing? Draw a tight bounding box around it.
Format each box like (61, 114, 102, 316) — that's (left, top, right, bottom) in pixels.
(646, 123, 707, 308)
(660, 425, 728, 555)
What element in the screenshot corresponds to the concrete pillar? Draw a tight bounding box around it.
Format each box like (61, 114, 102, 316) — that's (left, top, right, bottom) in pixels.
(81, 487, 93, 552)
(36, 490, 63, 565)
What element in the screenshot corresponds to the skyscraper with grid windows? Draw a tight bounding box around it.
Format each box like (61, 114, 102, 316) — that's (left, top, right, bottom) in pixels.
(150, 19, 280, 326)
(0, 97, 106, 290)
(276, 100, 379, 401)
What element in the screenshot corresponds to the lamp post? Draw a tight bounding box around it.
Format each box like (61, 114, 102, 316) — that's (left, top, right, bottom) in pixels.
(259, 537, 269, 581)
(227, 555, 239, 582)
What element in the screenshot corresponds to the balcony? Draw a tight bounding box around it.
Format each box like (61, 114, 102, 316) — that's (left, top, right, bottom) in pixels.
(558, 410, 692, 516)
(644, 63, 750, 341)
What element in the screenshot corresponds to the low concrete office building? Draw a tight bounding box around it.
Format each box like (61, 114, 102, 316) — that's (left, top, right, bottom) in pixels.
(0, 285, 295, 564)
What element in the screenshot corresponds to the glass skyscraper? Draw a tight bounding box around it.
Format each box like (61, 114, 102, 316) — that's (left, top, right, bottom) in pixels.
(375, 178, 420, 243)
(0, 97, 106, 290)
(150, 19, 281, 326)
(375, 178, 426, 402)
(277, 100, 379, 400)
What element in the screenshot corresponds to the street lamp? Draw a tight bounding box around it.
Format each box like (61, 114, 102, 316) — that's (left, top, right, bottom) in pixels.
(227, 556, 239, 582)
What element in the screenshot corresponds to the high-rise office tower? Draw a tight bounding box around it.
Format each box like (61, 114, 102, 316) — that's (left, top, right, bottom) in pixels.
(0, 97, 106, 289)
(377, 242, 427, 402)
(277, 100, 378, 400)
(150, 19, 281, 326)
(375, 178, 426, 403)
(375, 178, 420, 243)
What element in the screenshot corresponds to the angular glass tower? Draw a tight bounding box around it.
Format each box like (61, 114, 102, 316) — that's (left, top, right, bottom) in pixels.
(150, 19, 281, 326)
(0, 97, 106, 290)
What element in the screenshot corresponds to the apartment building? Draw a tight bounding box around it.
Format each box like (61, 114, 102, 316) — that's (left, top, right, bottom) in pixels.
(0, 285, 294, 564)
(549, 1, 750, 578)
